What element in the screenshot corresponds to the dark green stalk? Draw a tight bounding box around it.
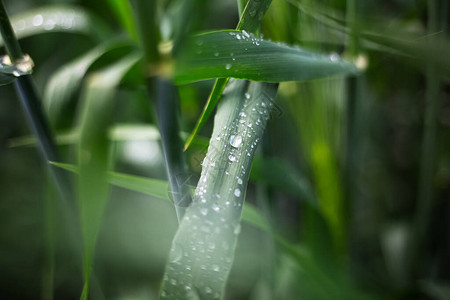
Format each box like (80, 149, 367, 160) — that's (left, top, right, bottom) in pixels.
(414, 0, 443, 275)
(0, 1, 22, 60)
(345, 0, 358, 58)
(1, 2, 84, 296)
(128, 0, 159, 64)
(152, 77, 192, 220)
(130, 0, 192, 222)
(344, 0, 363, 259)
(0, 1, 73, 204)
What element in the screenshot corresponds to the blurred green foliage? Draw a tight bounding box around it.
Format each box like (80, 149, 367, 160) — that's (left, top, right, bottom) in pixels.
(0, 0, 449, 299)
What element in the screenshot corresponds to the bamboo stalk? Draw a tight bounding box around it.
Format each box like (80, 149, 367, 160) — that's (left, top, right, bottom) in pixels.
(414, 0, 443, 276)
(0, 1, 74, 205)
(129, 0, 192, 222)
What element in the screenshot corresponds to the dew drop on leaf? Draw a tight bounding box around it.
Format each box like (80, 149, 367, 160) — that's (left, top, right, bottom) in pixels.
(169, 243, 183, 263)
(230, 135, 243, 148)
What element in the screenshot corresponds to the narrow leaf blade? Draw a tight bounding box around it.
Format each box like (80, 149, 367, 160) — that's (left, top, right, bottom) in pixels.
(176, 30, 358, 84)
(77, 52, 140, 298)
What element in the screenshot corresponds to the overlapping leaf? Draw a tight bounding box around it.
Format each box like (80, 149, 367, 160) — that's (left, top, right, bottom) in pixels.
(77, 52, 140, 299)
(43, 41, 134, 128)
(175, 30, 357, 84)
(51, 161, 271, 234)
(183, 0, 273, 150)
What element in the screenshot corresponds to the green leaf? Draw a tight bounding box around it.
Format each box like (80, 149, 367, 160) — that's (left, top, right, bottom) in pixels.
(43, 41, 134, 129)
(106, 0, 138, 40)
(77, 52, 140, 299)
(160, 80, 278, 299)
(175, 30, 357, 84)
(51, 161, 271, 233)
(183, 0, 273, 150)
(0, 5, 111, 47)
(183, 77, 228, 150)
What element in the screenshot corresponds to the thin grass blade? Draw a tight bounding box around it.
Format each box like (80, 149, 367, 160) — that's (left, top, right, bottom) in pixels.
(77, 52, 140, 299)
(51, 161, 272, 233)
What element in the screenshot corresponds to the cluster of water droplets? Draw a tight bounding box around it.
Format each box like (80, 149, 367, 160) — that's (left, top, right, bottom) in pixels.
(161, 80, 275, 299)
(12, 9, 88, 33)
(0, 54, 34, 77)
(229, 30, 262, 47)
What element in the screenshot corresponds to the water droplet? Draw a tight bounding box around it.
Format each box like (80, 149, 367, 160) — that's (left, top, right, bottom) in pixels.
(205, 287, 212, 294)
(234, 224, 242, 235)
(234, 188, 241, 197)
(33, 15, 43, 26)
(210, 162, 216, 167)
(330, 52, 340, 62)
(242, 30, 250, 38)
(237, 178, 243, 185)
(212, 204, 220, 212)
(225, 64, 232, 70)
(230, 135, 243, 148)
(228, 155, 236, 162)
(200, 208, 208, 216)
(236, 34, 241, 40)
(44, 19, 56, 30)
(212, 265, 220, 272)
(244, 92, 251, 99)
(169, 243, 183, 263)
(214, 52, 219, 57)
(170, 278, 177, 285)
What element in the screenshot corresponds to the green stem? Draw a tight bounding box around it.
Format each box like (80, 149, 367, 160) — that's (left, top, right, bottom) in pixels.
(0, 1, 73, 204)
(130, 0, 191, 222)
(1, 1, 83, 296)
(414, 0, 443, 275)
(237, 0, 248, 16)
(343, 0, 364, 260)
(345, 0, 358, 58)
(152, 77, 192, 221)
(128, 0, 159, 64)
(0, 1, 22, 60)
